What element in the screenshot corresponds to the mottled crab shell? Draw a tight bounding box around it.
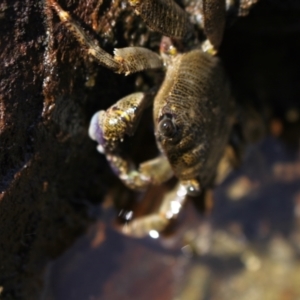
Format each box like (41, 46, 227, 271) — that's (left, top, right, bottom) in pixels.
(154, 49, 235, 187)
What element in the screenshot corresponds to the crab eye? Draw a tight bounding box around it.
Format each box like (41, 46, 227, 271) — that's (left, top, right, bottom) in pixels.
(158, 114, 177, 138)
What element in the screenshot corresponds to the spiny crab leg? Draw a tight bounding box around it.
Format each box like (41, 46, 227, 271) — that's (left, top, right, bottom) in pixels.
(121, 183, 188, 237)
(47, 0, 163, 75)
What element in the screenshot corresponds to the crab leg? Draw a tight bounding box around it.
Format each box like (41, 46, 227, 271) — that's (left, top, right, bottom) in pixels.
(202, 0, 226, 49)
(129, 0, 226, 51)
(128, 0, 192, 39)
(106, 154, 174, 191)
(47, 0, 163, 74)
(121, 182, 187, 237)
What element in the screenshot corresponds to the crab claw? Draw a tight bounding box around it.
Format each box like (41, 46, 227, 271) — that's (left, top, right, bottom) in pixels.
(88, 108, 127, 154)
(88, 111, 106, 153)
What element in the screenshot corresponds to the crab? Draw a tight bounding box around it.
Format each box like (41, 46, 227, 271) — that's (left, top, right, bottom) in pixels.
(47, 0, 248, 237)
